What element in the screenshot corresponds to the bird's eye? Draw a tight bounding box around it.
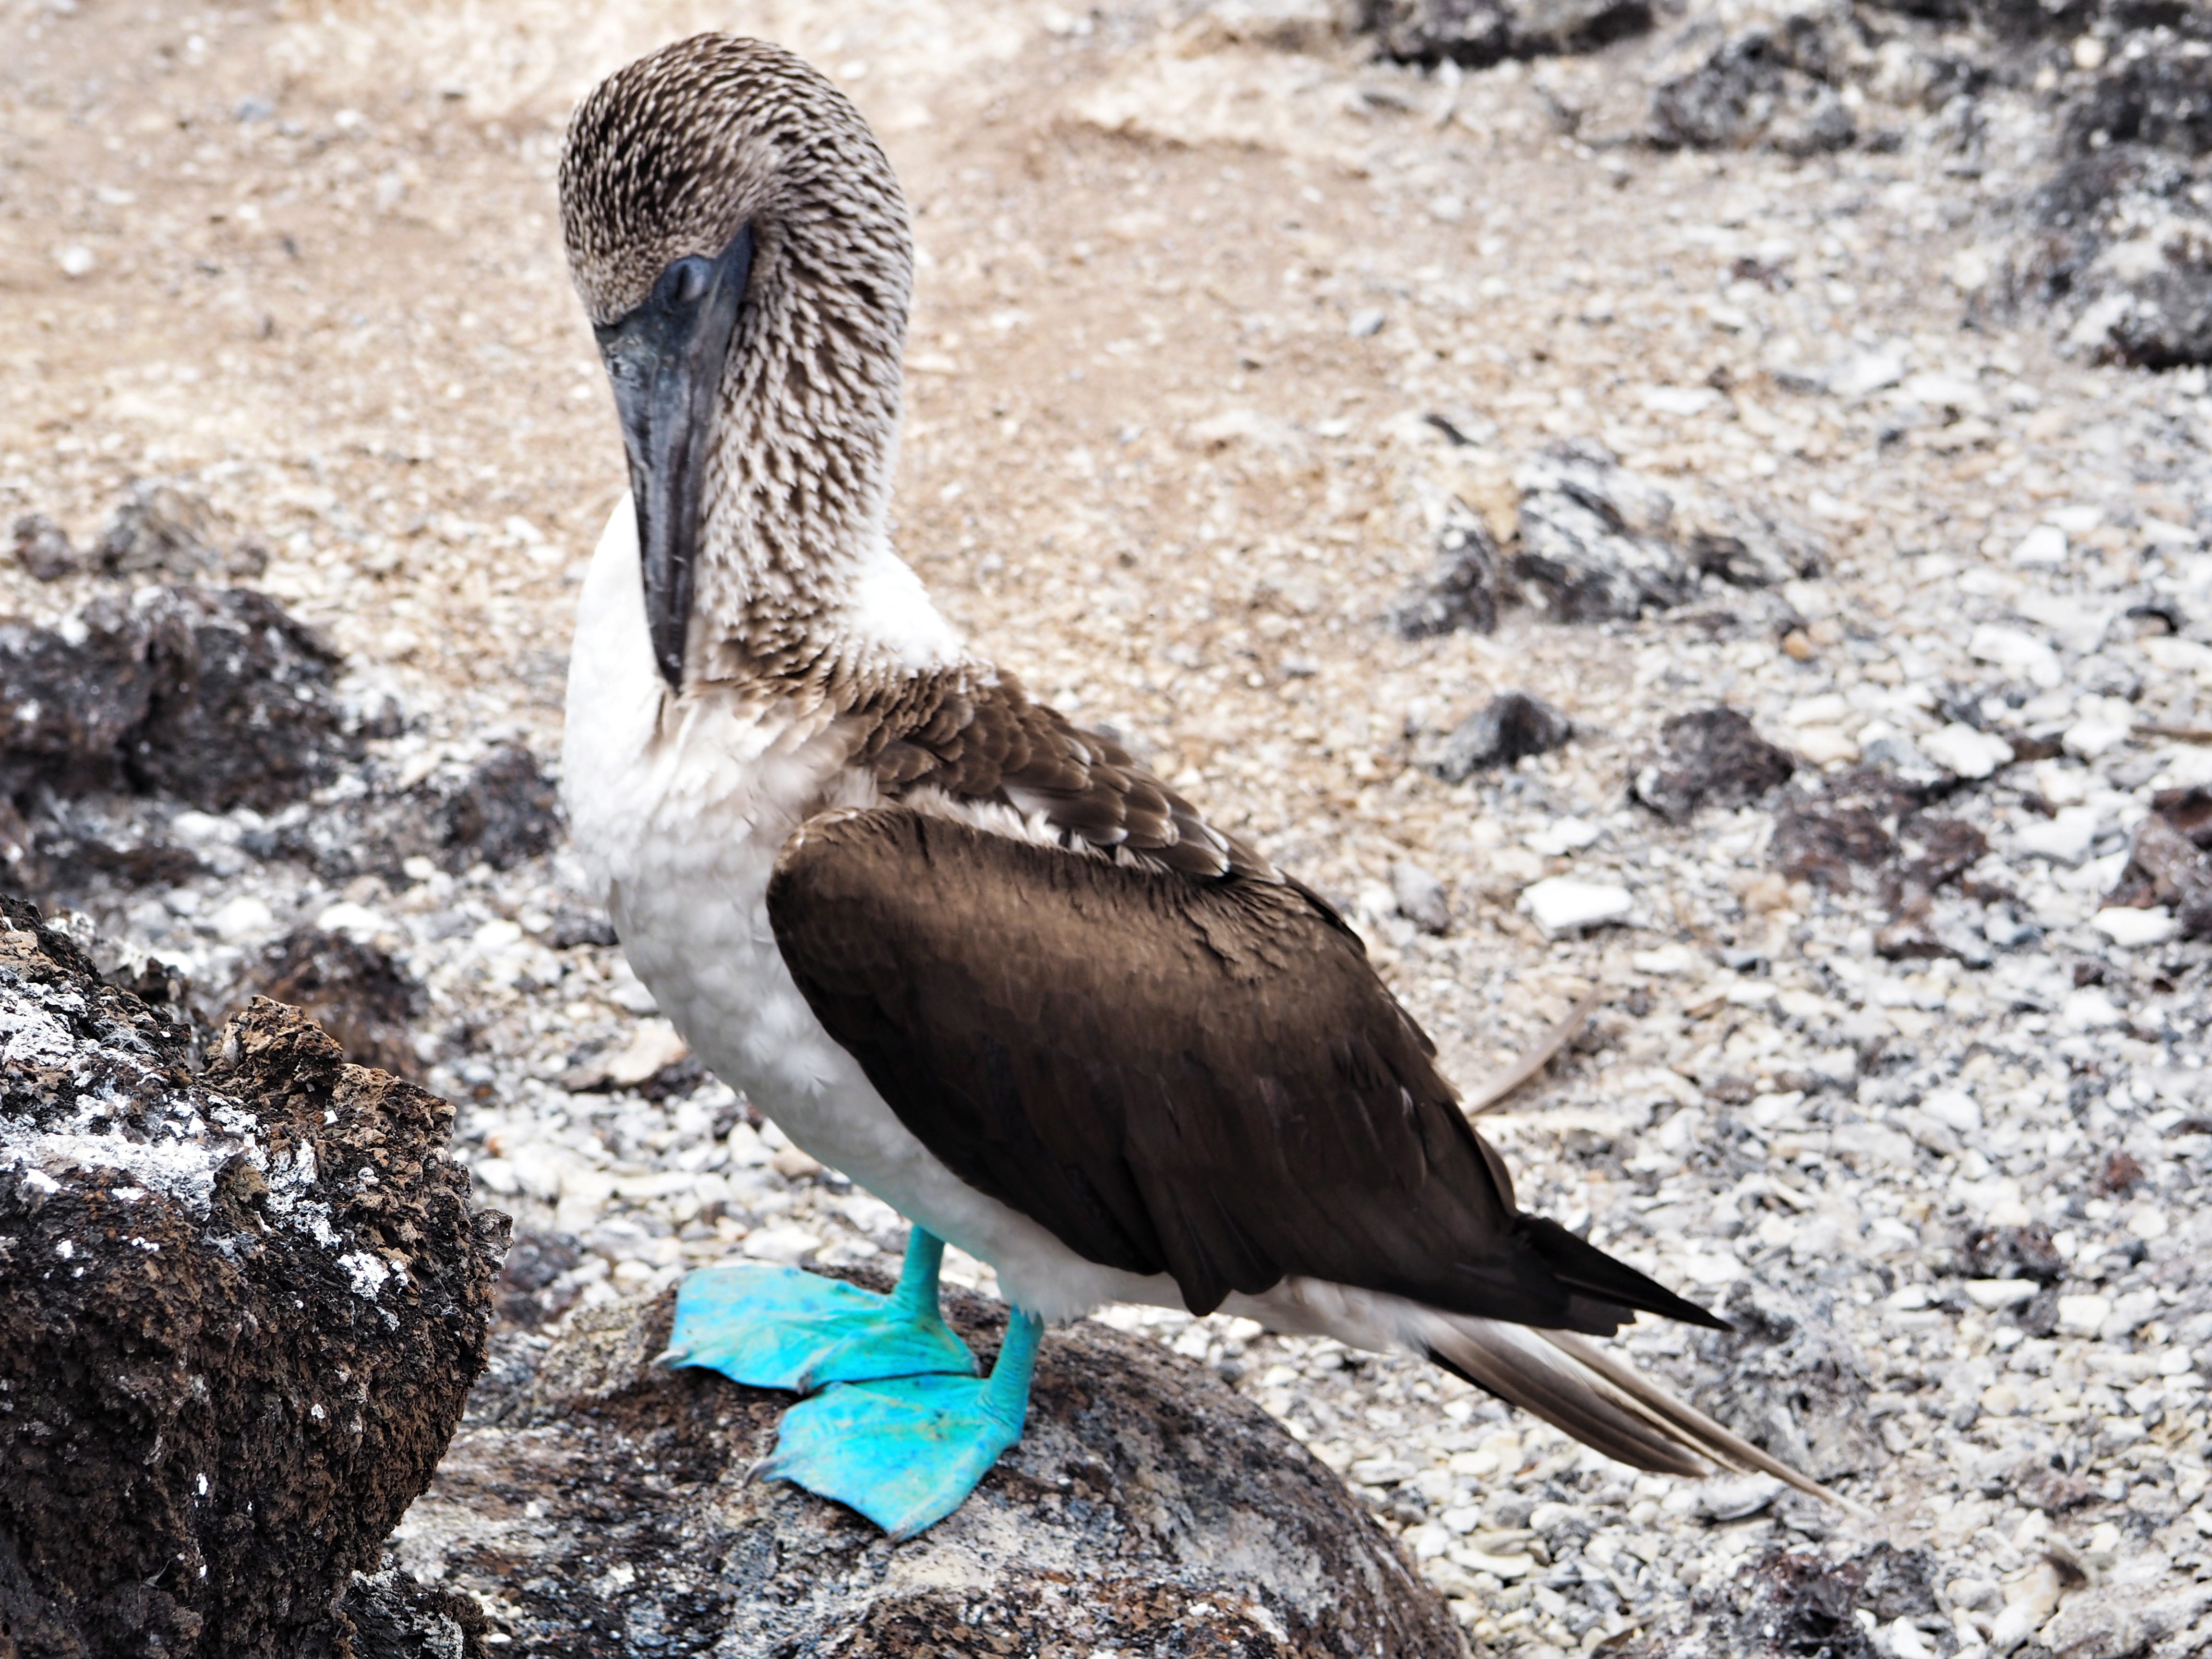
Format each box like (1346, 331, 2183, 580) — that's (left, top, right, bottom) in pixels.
(661, 256, 714, 307)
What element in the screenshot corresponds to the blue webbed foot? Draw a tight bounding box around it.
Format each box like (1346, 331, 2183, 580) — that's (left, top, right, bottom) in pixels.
(755, 1309, 1044, 1540)
(666, 1227, 975, 1393)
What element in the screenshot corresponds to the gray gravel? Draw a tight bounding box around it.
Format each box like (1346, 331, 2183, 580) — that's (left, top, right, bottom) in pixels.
(5, 0, 2212, 1654)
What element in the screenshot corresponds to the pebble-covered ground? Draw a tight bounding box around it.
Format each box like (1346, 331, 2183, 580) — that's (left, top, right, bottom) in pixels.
(6, 0, 2211, 1654)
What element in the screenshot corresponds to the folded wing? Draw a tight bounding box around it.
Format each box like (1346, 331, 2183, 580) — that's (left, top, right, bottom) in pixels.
(765, 806, 1721, 1334)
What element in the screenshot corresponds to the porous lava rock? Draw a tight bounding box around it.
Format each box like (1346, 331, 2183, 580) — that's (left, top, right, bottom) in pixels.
(0, 895, 505, 1658)
(396, 1271, 1466, 1658)
(1691, 1281, 1879, 1485)
(229, 926, 426, 1080)
(1391, 498, 1503, 639)
(249, 744, 564, 884)
(1629, 707, 1797, 822)
(1427, 691, 1573, 782)
(1358, 0, 1653, 67)
(0, 585, 360, 817)
(1511, 440, 1693, 622)
(1648, 10, 1856, 156)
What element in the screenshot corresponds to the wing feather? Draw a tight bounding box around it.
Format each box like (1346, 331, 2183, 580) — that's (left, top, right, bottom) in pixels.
(767, 807, 1720, 1334)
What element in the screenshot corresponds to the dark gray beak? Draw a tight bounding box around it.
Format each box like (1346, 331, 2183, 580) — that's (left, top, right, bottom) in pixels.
(593, 225, 755, 687)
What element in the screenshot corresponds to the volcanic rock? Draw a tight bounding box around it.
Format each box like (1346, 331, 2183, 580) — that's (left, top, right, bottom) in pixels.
(0, 895, 504, 1657)
(229, 926, 425, 1080)
(10, 515, 79, 582)
(1629, 707, 1797, 822)
(0, 586, 359, 818)
(1648, 10, 1856, 156)
(1511, 440, 1694, 621)
(1429, 691, 1573, 781)
(252, 745, 563, 884)
(397, 1272, 1464, 1657)
(95, 481, 266, 581)
(1357, 0, 1653, 67)
(1391, 497, 1503, 638)
(1692, 1281, 1879, 1484)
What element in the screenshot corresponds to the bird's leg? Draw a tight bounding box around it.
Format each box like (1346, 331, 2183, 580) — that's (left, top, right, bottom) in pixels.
(662, 1225, 976, 1393)
(754, 1308, 1045, 1540)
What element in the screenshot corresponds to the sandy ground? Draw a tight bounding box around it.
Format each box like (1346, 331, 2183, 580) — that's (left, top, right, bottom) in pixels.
(9, 1, 2212, 1654)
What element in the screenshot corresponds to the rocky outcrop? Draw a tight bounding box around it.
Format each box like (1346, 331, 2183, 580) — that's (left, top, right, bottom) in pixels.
(0, 585, 359, 817)
(0, 895, 504, 1658)
(1357, 0, 1654, 67)
(397, 1272, 1467, 1657)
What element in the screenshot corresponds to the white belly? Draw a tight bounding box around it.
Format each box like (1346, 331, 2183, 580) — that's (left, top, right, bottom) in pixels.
(561, 502, 1182, 1321)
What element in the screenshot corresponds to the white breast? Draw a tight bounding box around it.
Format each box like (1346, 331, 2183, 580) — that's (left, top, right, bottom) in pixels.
(561, 498, 1178, 1321)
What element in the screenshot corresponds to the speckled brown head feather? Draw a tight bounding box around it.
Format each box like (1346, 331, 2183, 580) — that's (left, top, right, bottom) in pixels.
(561, 35, 913, 685)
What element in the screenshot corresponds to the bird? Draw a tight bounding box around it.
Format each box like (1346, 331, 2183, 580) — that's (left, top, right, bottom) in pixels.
(555, 32, 1831, 1540)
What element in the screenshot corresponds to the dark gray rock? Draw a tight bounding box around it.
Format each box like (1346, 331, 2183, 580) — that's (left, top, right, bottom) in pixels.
(0, 895, 505, 1658)
(2066, 47, 2212, 157)
(2103, 784, 2212, 937)
(338, 1562, 489, 1659)
(1358, 0, 1652, 66)
(0, 596, 161, 803)
(2001, 146, 2212, 369)
(1863, 0, 2093, 38)
(95, 480, 266, 581)
(1989, 24, 2212, 366)
(1629, 707, 1796, 822)
(1392, 499, 1503, 638)
(129, 587, 355, 814)
(10, 515, 79, 582)
(401, 1275, 1466, 1657)
(0, 586, 360, 819)
(491, 1228, 585, 1330)
(1649, 15, 1855, 155)
(1511, 441, 1693, 621)
(1429, 691, 1573, 782)
(250, 745, 564, 883)
(1686, 503, 1822, 589)
(1692, 1282, 1880, 1484)
(1616, 1543, 1937, 1659)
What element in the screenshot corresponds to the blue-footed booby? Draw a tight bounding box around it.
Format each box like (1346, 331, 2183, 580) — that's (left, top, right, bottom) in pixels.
(557, 33, 1832, 1539)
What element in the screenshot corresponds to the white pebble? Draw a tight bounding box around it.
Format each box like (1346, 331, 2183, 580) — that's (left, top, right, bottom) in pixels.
(1922, 723, 2014, 780)
(2063, 696, 2134, 758)
(2011, 525, 2068, 567)
(1920, 1088, 1982, 1132)
(1794, 725, 1859, 766)
(315, 901, 391, 941)
(2013, 806, 2099, 866)
(2056, 1293, 2111, 1337)
(742, 1224, 825, 1264)
(209, 895, 276, 944)
(2092, 906, 2176, 947)
(1968, 625, 2062, 688)
(1523, 817, 1599, 856)
(1519, 877, 1632, 936)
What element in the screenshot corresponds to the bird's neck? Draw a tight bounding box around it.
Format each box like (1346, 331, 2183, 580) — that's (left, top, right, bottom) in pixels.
(684, 286, 924, 692)
(684, 326, 962, 701)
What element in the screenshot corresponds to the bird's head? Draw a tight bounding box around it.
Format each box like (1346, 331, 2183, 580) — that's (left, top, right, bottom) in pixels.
(560, 35, 913, 689)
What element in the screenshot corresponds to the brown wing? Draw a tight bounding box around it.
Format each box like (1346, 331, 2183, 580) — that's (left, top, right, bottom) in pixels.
(766, 806, 1722, 1332)
(851, 670, 1270, 880)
